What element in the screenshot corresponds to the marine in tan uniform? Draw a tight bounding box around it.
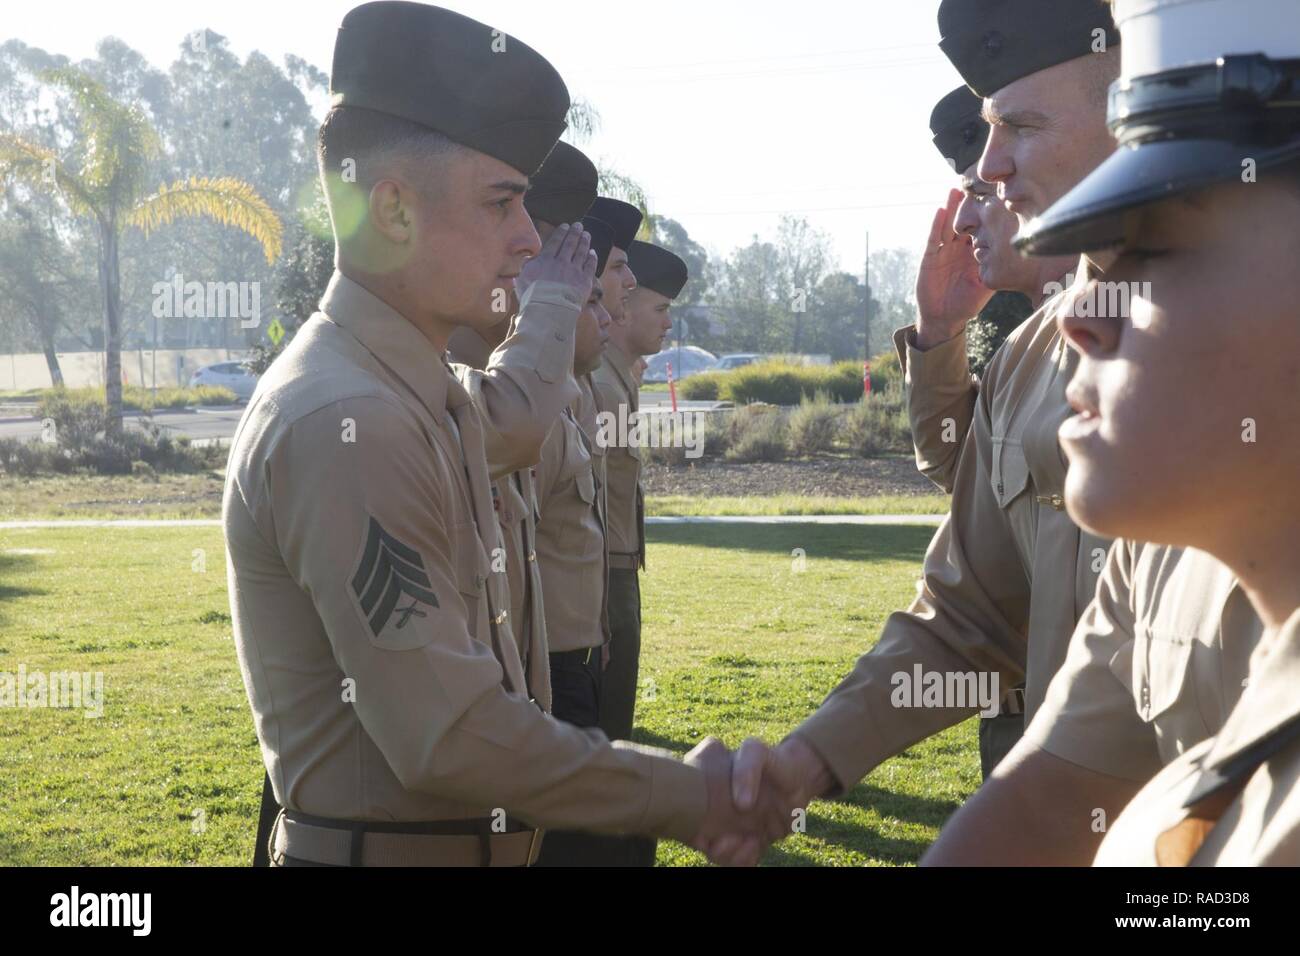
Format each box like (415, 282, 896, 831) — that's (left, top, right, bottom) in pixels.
(587, 198, 648, 747)
(532, 224, 621, 866)
(1014, 0, 1300, 866)
(909, 85, 1079, 776)
(922, 544, 1263, 864)
(591, 238, 688, 867)
(227, 1, 789, 867)
(714, 0, 1129, 865)
(445, 142, 602, 713)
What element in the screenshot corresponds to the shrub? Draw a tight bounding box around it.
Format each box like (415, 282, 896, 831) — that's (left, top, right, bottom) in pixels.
(865, 348, 903, 395)
(34, 385, 236, 418)
(724, 362, 808, 406)
(842, 388, 912, 457)
(684, 356, 898, 406)
(37, 389, 109, 450)
(679, 372, 722, 401)
(0, 438, 69, 476)
(787, 391, 841, 457)
(723, 404, 789, 462)
(9, 393, 224, 475)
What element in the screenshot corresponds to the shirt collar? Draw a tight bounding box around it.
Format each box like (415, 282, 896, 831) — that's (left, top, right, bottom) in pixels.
(605, 341, 637, 392)
(318, 271, 449, 423)
(1199, 607, 1300, 772)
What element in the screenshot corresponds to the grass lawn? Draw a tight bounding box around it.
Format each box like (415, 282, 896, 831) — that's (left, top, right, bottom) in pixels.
(1, 474, 951, 521)
(0, 520, 975, 867)
(646, 494, 949, 517)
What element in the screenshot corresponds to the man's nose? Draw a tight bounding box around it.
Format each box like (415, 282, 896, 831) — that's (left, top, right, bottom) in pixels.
(512, 206, 541, 260)
(977, 126, 1014, 187)
(954, 194, 980, 237)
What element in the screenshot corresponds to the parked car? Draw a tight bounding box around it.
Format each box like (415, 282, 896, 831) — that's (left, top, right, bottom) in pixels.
(714, 353, 762, 371)
(643, 346, 717, 383)
(189, 361, 259, 401)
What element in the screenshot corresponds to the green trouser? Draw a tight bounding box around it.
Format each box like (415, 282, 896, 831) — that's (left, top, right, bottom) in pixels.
(978, 710, 1025, 780)
(597, 567, 656, 866)
(600, 568, 642, 742)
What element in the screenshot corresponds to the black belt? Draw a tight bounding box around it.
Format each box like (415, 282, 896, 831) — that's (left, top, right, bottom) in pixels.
(550, 646, 599, 666)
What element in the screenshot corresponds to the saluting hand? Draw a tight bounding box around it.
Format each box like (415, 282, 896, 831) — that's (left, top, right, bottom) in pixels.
(516, 221, 598, 305)
(914, 188, 994, 350)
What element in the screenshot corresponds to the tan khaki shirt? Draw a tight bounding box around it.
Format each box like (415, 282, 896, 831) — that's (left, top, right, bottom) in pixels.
(224, 271, 704, 839)
(1025, 544, 1263, 782)
(592, 342, 643, 570)
(535, 403, 607, 652)
(1094, 609, 1300, 865)
(447, 326, 550, 712)
(892, 325, 979, 494)
(794, 294, 1111, 793)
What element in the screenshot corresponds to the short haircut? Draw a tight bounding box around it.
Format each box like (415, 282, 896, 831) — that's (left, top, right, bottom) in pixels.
(316, 106, 465, 211)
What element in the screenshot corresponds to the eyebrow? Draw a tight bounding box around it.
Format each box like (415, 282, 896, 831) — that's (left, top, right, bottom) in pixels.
(486, 179, 529, 195)
(982, 105, 1050, 127)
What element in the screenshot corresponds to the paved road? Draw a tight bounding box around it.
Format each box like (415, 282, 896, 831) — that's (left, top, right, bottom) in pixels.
(0, 393, 721, 443)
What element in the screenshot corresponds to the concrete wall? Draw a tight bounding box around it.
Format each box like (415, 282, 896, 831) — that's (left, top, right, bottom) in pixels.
(0, 349, 251, 391)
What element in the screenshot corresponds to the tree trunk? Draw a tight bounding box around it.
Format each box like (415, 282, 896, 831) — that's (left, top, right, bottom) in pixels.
(39, 326, 64, 387)
(99, 218, 124, 433)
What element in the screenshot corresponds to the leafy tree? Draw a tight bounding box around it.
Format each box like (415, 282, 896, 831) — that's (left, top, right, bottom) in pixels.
(0, 67, 282, 429)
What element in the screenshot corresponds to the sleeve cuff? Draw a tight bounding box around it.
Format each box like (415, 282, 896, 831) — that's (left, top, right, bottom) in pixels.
(618, 743, 708, 844)
(497, 279, 582, 384)
(900, 325, 971, 388)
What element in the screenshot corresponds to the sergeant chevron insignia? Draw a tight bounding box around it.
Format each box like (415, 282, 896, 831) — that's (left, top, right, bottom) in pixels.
(350, 516, 440, 637)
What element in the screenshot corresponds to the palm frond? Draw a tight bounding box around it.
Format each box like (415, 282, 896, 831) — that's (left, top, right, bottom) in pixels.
(125, 176, 283, 263)
(0, 132, 98, 219)
(40, 67, 160, 202)
(564, 98, 602, 144)
(596, 166, 651, 236)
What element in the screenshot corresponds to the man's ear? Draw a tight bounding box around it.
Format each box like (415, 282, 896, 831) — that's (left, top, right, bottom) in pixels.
(369, 178, 413, 244)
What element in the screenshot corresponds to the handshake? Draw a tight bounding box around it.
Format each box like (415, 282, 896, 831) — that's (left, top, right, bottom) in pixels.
(682, 734, 837, 866)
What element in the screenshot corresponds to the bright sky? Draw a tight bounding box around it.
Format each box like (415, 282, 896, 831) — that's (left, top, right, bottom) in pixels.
(5, 0, 968, 274)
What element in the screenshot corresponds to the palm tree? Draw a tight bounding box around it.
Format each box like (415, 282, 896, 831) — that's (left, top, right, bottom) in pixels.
(564, 97, 651, 238)
(0, 67, 282, 431)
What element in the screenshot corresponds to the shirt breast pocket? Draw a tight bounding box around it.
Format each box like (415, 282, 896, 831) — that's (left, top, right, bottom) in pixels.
(575, 466, 596, 506)
(453, 524, 490, 644)
(1112, 624, 1196, 725)
(990, 435, 1031, 509)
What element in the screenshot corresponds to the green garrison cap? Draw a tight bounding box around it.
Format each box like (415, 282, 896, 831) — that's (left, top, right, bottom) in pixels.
(938, 0, 1119, 97)
(626, 241, 688, 299)
(1017, 0, 1300, 255)
(330, 2, 570, 176)
(525, 142, 598, 226)
(931, 86, 988, 173)
(585, 197, 643, 251)
(582, 217, 615, 276)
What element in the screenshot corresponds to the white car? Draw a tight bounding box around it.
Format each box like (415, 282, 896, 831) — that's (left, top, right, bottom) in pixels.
(189, 361, 259, 401)
(714, 353, 762, 371)
(643, 347, 717, 383)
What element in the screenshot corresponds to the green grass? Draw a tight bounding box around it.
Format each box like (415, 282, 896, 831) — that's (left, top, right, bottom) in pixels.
(647, 494, 949, 517)
(0, 474, 950, 521)
(0, 522, 976, 866)
(0, 473, 227, 520)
